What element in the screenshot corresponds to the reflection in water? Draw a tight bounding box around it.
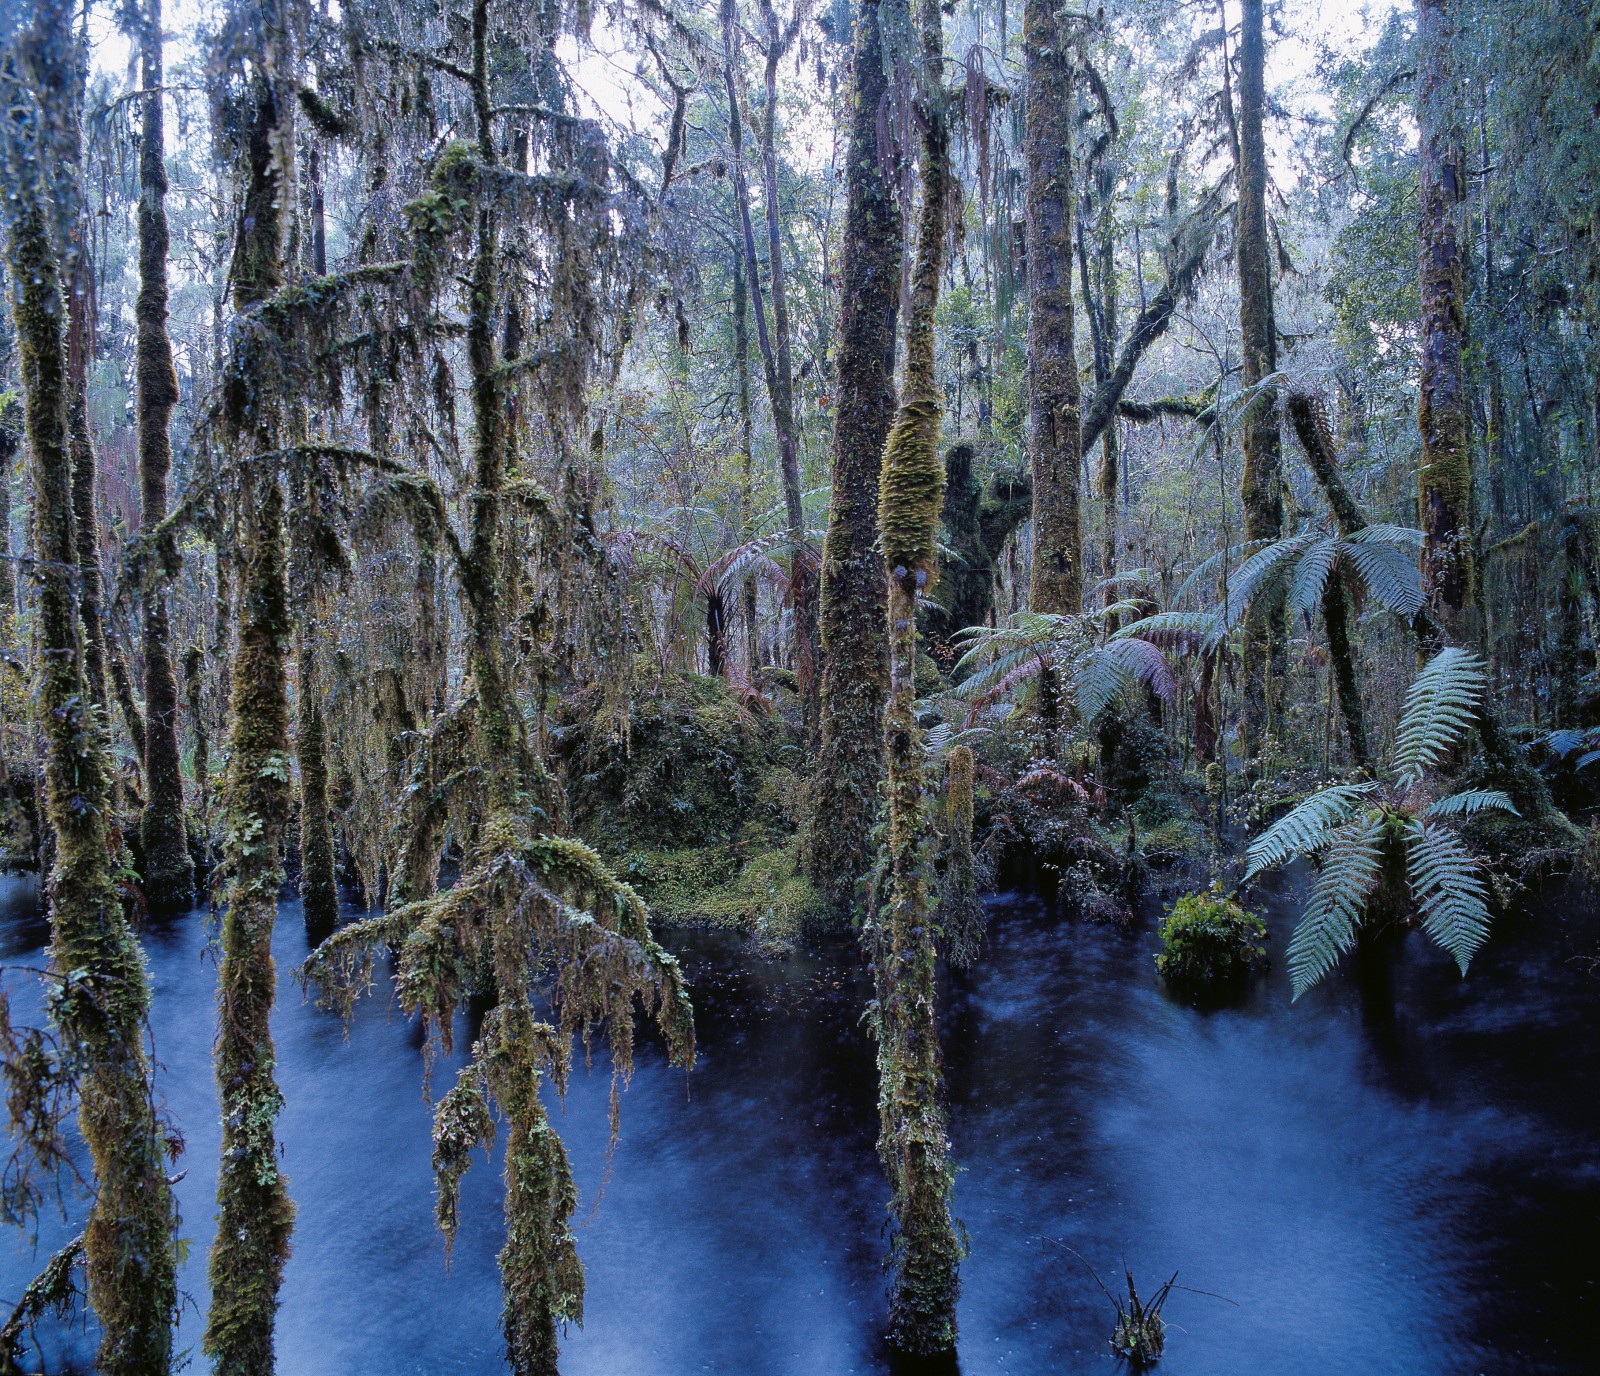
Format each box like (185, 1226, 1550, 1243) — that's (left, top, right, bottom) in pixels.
(1, 872, 1596, 1373)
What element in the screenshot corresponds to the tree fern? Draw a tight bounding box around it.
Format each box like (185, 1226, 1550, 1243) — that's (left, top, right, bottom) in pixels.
(1287, 537, 1339, 619)
(1405, 820, 1492, 973)
(1393, 647, 1484, 784)
(1286, 815, 1387, 996)
(1338, 537, 1423, 617)
(1244, 783, 1376, 877)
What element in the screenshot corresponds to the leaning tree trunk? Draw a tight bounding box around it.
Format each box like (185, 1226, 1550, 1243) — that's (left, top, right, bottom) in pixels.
(134, 0, 194, 908)
(804, 0, 901, 928)
(873, 0, 962, 1350)
(1416, 0, 1475, 643)
(205, 5, 297, 1367)
(2, 18, 178, 1370)
(1024, 0, 1084, 615)
(1237, 0, 1285, 762)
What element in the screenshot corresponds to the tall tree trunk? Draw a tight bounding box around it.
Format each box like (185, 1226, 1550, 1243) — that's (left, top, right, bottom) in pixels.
(205, 3, 297, 1366)
(1416, 0, 1475, 640)
(732, 251, 760, 672)
(723, 0, 816, 716)
(134, 0, 194, 909)
(873, 0, 962, 1349)
(65, 257, 109, 722)
(804, 0, 900, 927)
(2, 12, 178, 1369)
(1236, 0, 1285, 759)
(1024, 0, 1083, 615)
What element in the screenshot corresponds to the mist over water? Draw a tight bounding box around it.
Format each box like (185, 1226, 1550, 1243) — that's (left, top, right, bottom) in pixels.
(2, 871, 1596, 1374)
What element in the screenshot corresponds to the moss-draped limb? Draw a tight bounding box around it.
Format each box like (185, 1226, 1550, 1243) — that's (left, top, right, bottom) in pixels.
(133, 0, 193, 909)
(871, 0, 962, 1351)
(204, 3, 298, 1368)
(2, 24, 178, 1371)
(804, 0, 901, 926)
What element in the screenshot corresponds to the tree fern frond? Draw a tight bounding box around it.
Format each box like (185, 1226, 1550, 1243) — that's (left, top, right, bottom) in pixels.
(1405, 820, 1492, 974)
(1347, 523, 1425, 551)
(1090, 568, 1156, 598)
(1099, 635, 1179, 707)
(1113, 611, 1220, 648)
(1394, 648, 1485, 784)
(1422, 789, 1517, 820)
(1339, 537, 1424, 617)
(953, 646, 1038, 702)
(1577, 750, 1600, 771)
(1173, 538, 1275, 609)
(1073, 647, 1134, 725)
(1288, 537, 1339, 620)
(1223, 532, 1317, 627)
(1288, 815, 1386, 997)
(1244, 783, 1377, 877)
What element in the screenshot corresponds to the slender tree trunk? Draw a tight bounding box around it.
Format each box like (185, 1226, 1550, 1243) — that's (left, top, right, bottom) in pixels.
(804, 0, 900, 926)
(1236, 0, 1285, 760)
(874, 0, 961, 1349)
(1288, 395, 1371, 764)
(731, 251, 761, 673)
(205, 4, 296, 1365)
(134, 0, 194, 908)
(723, 0, 816, 715)
(2, 16, 178, 1368)
(65, 258, 109, 721)
(1416, 0, 1475, 640)
(1024, 0, 1083, 614)
(184, 643, 211, 868)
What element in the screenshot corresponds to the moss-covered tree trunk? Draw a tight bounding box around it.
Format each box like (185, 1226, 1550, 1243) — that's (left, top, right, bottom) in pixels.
(65, 258, 110, 724)
(295, 635, 337, 937)
(205, 6, 296, 1365)
(732, 252, 761, 673)
(873, 0, 962, 1349)
(1237, 0, 1285, 760)
(133, 0, 194, 908)
(3, 18, 178, 1368)
(804, 0, 900, 927)
(1024, 0, 1083, 615)
(1416, 0, 1475, 642)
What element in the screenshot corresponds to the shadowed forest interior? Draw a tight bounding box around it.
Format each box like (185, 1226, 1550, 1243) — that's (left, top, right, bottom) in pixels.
(0, 0, 1597, 1372)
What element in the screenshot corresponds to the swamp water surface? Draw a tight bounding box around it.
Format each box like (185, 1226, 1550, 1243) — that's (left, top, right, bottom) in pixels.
(1, 871, 1596, 1374)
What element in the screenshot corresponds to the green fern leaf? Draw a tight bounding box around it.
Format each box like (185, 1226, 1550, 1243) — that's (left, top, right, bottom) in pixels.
(1288, 537, 1339, 620)
(1422, 789, 1518, 820)
(1288, 814, 1387, 997)
(1339, 537, 1424, 617)
(1405, 819, 1492, 974)
(1223, 532, 1317, 627)
(1394, 648, 1484, 784)
(1073, 647, 1132, 724)
(1244, 783, 1376, 878)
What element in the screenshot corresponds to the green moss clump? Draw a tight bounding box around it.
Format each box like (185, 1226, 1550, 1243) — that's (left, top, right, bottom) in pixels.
(1155, 887, 1268, 986)
(620, 841, 824, 949)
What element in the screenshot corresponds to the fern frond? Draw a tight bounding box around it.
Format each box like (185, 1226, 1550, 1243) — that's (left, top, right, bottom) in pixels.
(1113, 611, 1220, 649)
(1422, 789, 1517, 820)
(1405, 819, 1492, 974)
(1287, 815, 1387, 997)
(1223, 532, 1317, 627)
(1099, 635, 1179, 708)
(1393, 647, 1484, 784)
(1073, 647, 1133, 725)
(1288, 537, 1339, 620)
(1172, 538, 1274, 609)
(1339, 537, 1424, 617)
(1346, 523, 1424, 551)
(1244, 783, 1376, 878)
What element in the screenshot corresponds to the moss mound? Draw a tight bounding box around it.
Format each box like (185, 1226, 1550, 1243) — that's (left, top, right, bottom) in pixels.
(1155, 887, 1268, 986)
(618, 841, 824, 949)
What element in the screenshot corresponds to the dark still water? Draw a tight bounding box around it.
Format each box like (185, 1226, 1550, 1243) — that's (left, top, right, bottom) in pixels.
(1, 871, 1596, 1374)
